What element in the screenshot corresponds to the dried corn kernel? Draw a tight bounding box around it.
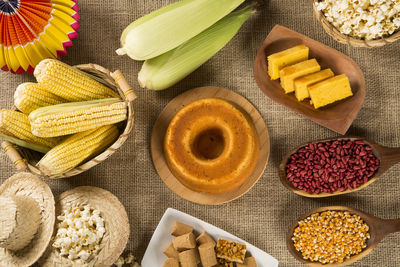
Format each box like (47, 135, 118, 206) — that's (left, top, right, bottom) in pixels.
(292, 211, 370, 264)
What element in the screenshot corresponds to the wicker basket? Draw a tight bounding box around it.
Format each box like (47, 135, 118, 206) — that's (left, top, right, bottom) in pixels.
(1, 63, 136, 179)
(312, 0, 400, 48)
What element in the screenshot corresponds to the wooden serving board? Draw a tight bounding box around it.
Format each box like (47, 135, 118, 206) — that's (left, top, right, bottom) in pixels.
(151, 86, 270, 205)
(254, 25, 366, 135)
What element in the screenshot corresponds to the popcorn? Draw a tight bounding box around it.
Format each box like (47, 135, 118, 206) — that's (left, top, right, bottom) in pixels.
(315, 0, 400, 40)
(52, 205, 105, 263)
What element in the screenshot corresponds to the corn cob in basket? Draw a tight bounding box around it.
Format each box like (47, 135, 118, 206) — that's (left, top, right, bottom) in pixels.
(29, 98, 128, 138)
(14, 83, 66, 114)
(38, 125, 119, 176)
(34, 59, 120, 101)
(1, 60, 136, 179)
(0, 110, 61, 153)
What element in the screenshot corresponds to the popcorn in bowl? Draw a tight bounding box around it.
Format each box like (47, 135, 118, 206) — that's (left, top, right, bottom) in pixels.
(52, 205, 105, 263)
(315, 0, 400, 40)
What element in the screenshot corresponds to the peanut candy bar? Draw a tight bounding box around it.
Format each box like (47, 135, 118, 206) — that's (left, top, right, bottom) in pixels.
(216, 239, 246, 263)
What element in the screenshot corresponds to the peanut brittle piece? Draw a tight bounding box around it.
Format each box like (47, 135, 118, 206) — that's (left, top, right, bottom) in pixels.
(216, 239, 246, 263)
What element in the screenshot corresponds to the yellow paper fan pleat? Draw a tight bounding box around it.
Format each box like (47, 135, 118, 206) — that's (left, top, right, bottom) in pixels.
(53, 3, 78, 17)
(49, 15, 75, 36)
(22, 42, 50, 67)
(4, 47, 21, 73)
(30, 39, 56, 60)
(38, 24, 68, 54)
(11, 46, 31, 72)
(52, 9, 77, 26)
(0, 46, 7, 70)
(51, 0, 77, 9)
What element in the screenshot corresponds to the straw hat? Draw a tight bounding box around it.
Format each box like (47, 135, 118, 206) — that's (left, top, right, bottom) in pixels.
(40, 186, 130, 267)
(0, 172, 55, 267)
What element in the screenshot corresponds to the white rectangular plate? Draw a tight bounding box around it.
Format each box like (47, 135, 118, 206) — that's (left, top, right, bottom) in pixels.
(142, 208, 279, 267)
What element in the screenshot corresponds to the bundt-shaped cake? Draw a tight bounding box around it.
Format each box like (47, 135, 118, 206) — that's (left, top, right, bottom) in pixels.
(164, 98, 260, 194)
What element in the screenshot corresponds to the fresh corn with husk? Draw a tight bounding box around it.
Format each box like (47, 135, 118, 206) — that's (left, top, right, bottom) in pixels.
(138, 6, 253, 90)
(14, 82, 66, 114)
(29, 98, 127, 138)
(34, 59, 120, 101)
(37, 125, 119, 176)
(116, 0, 245, 60)
(0, 110, 61, 151)
(0, 133, 51, 154)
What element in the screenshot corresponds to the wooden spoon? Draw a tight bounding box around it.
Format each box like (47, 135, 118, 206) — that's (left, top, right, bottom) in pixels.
(279, 136, 400, 198)
(254, 25, 366, 134)
(287, 206, 400, 266)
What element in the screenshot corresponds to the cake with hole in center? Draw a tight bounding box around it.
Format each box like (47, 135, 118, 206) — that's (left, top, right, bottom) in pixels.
(164, 98, 260, 194)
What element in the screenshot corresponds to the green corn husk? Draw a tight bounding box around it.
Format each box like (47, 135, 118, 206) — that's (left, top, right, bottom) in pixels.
(138, 6, 253, 90)
(0, 133, 51, 154)
(116, 0, 245, 60)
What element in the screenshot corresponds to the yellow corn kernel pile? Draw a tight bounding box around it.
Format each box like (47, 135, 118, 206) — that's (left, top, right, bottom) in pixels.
(292, 211, 370, 264)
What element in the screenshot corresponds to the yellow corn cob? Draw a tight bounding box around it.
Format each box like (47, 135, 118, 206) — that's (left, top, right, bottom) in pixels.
(29, 98, 127, 137)
(34, 59, 120, 101)
(0, 110, 61, 149)
(14, 83, 66, 114)
(37, 125, 119, 176)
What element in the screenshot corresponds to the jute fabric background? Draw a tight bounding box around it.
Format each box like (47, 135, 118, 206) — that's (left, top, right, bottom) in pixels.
(0, 1, 399, 266)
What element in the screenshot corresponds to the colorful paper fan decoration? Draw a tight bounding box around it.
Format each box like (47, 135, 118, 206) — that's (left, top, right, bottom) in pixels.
(0, 0, 79, 74)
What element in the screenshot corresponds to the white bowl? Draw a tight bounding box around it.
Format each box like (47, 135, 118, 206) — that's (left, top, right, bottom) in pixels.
(142, 208, 279, 267)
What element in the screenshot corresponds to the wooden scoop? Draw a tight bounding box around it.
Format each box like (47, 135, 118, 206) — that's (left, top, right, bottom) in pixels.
(287, 206, 400, 266)
(279, 136, 400, 198)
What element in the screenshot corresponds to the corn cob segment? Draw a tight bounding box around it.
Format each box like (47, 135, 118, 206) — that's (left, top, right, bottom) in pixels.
(14, 82, 66, 114)
(37, 125, 119, 176)
(29, 98, 127, 137)
(0, 110, 61, 149)
(34, 59, 120, 101)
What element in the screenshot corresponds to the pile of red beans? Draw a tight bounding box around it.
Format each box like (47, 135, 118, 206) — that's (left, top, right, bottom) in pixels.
(286, 140, 380, 194)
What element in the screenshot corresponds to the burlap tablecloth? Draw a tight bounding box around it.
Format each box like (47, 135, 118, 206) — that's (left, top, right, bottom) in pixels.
(0, 1, 399, 266)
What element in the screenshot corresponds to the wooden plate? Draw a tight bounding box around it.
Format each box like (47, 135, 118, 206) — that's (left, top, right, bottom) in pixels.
(151, 86, 270, 205)
(254, 25, 366, 135)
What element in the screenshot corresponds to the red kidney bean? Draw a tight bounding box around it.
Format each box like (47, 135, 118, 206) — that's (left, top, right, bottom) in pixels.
(286, 140, 380, 194)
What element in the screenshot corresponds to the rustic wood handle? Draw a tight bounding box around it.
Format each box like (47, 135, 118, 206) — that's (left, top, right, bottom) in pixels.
(377, 146, 400, 167)
(111, 70, 137, 102)
(1, 141, 28, 172)
(380, 219, 400, 236)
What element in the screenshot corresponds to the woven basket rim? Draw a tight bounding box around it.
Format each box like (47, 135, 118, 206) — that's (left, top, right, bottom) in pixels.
(11, 63, 135, 179)
(312, 0, 400, 48)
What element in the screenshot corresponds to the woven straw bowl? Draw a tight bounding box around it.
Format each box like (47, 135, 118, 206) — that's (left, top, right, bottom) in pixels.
(1, 63, 136, 179)
(312, 0, 400, 48)
(39, 186, 130, 267)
